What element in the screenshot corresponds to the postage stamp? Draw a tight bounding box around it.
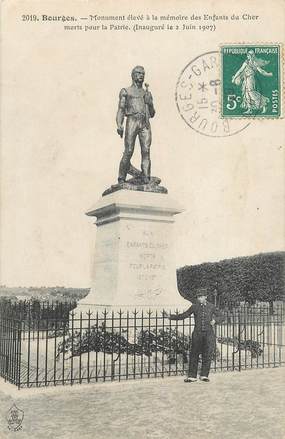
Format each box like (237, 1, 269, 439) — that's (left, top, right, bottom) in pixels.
(221, 44, 282, 118)
(175, 51, 250, 137)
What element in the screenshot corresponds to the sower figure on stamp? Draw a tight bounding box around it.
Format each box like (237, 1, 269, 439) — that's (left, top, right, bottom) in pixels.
(116, 65, 155, 184)
(169, 288, 224, 383)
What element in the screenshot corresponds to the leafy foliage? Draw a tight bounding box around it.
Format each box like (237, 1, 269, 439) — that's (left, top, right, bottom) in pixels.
(217, 336, 263, 358)
(56, 323, 192, 361)
(56, 323, 223, 364)
(177, 251, 285, 307)
(0, 286, 89, 301)
(0, 298, 77, 330)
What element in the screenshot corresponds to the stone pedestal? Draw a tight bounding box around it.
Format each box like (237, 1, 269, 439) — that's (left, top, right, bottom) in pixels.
(76, 190, 189, 316)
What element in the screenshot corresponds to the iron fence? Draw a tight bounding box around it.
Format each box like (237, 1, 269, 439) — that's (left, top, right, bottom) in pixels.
(0, 301, 284, 389)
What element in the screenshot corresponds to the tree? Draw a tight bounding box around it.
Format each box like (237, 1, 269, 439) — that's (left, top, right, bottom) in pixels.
(177, 251, 285, 308)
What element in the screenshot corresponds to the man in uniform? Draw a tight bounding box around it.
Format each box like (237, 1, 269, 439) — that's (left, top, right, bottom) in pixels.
(170, 288, 224, 382)
(116, 66, 155, 184)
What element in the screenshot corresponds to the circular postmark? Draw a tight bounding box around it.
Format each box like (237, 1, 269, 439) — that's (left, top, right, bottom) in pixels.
(175, 51, 251, 137)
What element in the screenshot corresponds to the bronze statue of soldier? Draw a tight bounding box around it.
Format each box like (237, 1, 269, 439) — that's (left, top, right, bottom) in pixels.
(116, 66, 155, 185)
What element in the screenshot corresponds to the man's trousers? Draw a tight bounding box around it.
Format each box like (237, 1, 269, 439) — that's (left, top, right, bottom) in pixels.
(188, 329, 216, 378)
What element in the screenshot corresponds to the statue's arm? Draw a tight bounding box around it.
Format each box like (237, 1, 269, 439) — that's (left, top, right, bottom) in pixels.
(116, 88, 127, 137)
(232, 62, 246, 82)
(145, 92, 155, 118)
(256, 66, 273, 77)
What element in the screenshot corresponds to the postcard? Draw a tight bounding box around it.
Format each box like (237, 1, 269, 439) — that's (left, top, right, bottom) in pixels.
(0, 0, 284, 438)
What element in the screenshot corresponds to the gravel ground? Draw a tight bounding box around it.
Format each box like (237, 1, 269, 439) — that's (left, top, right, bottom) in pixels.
(0, 367, 284, 439)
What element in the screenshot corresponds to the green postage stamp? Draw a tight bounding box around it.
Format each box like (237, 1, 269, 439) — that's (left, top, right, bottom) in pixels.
(221, 44, 282, 118)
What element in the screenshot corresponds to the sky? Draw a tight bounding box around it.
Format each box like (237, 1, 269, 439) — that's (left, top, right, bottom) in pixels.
(1, 0, 284, 287)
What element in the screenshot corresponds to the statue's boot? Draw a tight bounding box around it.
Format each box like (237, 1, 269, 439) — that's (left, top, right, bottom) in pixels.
(141, 159, 151, 184)
(125, 160, 161, 186)
(118, 158, 130, 183)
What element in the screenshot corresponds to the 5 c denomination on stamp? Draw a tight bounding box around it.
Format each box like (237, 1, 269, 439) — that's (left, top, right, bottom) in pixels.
(176, 51, 250, 137)
(221, 44, 282, 118)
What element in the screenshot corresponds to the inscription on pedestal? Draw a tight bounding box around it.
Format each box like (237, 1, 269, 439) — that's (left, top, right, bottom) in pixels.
(123, 228, 172, 300)
(84, 190, 188, 310)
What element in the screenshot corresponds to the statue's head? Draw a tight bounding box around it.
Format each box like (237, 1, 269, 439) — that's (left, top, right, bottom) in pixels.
(131, 66, 145, 84)
(247, 50, 255, 60)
